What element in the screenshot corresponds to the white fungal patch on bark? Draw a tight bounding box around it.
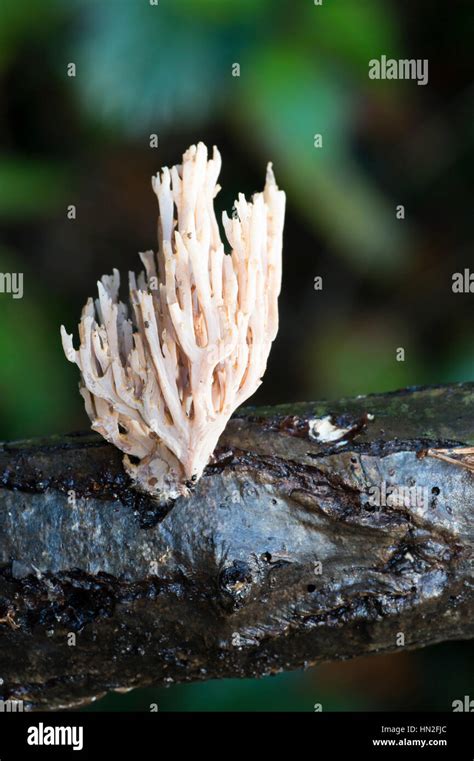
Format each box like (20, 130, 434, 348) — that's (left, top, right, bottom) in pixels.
(308, 416, 353, 443)
(308, 413, 374, 444)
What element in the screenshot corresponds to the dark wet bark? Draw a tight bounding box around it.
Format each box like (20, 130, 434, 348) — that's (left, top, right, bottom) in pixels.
(0, 383, 473, 710)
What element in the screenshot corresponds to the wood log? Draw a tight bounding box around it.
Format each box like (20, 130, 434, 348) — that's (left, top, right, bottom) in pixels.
(0, 383, 473, 710)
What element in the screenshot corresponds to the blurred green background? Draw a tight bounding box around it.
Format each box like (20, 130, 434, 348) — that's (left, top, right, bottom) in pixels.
(0, 0, 472, 711)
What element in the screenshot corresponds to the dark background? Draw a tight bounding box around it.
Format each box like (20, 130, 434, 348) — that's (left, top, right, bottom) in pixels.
(0, 0, 472, 711)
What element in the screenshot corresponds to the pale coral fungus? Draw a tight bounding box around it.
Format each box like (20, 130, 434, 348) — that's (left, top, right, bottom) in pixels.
(61, 143, 285, 498)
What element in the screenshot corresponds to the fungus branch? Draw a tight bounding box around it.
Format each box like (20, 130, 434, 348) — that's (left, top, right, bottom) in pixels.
(61, 143, 285, 499)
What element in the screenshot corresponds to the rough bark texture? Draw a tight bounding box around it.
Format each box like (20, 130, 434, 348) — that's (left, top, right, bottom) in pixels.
(0, 383, 473, 710)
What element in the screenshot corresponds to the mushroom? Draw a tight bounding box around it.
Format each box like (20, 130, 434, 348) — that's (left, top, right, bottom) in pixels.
(61, 143, 285, 499)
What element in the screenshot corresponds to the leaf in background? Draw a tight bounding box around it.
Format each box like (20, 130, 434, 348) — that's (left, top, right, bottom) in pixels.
(174, 0, 272, 23)
(0, 159, 69, 218)
(298, 0, 399, 73)
(0, 248, 81, 439)
(439, 333, 474, 383)
(74, 0, 244, 133)
(306, 317, 426, 398)
(238, 45, 409, 272)
(0, 0, 63, 71)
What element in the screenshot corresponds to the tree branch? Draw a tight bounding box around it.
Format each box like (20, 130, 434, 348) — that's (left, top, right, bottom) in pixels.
(1, 383, 473, 710)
